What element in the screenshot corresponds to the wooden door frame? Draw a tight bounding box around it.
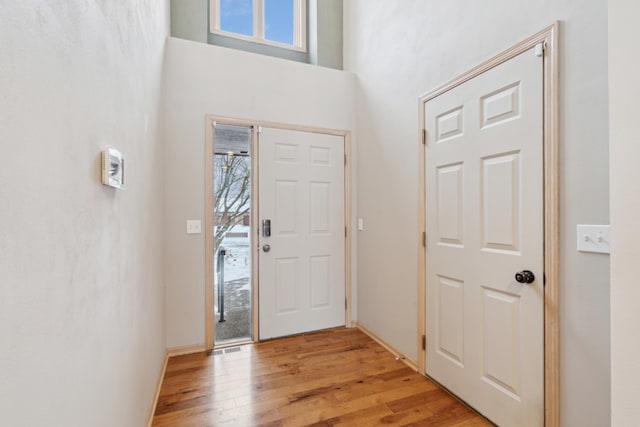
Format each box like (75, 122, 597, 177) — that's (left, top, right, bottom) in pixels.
(417, 23, 559, 426)
(205, 115, 353, 349)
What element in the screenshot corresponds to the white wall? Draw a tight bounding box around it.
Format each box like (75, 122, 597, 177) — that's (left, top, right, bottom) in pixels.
(609, 1, 640, 425)
(163, 37, 356, 348)
(0, 1, 169, 426)
(344, 2, 610, 426)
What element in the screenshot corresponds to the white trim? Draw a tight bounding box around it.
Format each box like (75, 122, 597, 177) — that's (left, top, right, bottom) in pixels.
(209, 0, 219, 34)
(294, 0, 307, 51)
(254, 0, 263, 40)
(209, 0, 307, 53)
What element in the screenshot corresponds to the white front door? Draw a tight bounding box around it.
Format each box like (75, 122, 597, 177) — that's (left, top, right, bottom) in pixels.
(258, 127, 345, 340)
(425, 47, 544, 426)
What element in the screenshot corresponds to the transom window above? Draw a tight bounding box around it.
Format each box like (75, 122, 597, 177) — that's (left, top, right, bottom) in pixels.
(209, 0, 307, 52)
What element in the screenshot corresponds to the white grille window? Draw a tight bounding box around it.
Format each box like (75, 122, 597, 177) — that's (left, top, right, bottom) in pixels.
(209, 0, 307, 52)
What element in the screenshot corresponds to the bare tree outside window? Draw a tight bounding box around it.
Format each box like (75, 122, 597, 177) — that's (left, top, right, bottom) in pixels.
(214, 154, 250, 254)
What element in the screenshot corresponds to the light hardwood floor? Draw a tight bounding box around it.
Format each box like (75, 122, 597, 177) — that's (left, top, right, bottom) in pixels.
(152, 328, 493, 426)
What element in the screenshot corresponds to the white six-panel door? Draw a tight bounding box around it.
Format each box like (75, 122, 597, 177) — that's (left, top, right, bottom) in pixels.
(425, 47, 544, 426)
(258, 128, 345, 340)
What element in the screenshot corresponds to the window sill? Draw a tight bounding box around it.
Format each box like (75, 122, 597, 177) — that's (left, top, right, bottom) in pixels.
(207, 32, 310, 64)
(209, 29, 306, 53)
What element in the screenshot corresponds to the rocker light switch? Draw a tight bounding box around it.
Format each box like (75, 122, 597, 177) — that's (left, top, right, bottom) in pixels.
(576, 224, 610, 254)
(186, 220, 202, 234)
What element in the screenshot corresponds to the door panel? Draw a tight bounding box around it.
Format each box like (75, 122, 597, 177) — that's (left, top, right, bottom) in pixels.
(436, 163, 464, 246)
(482, 152, 520, 252)
(482, 286, 520, 397)
(310, 256, 331, 308)
(425, 47, 543, 426)
(259, 128, 345, 340)
(436, 275, 465, 366)
(275, 180, 298, 235)
(275, 257, 299, 313)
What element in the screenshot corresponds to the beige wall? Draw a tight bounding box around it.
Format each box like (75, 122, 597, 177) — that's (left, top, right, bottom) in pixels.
(609, 0, 640, 425)
(0, 1, 169, 426)
(344, 1, 610, 426)
(162, 38, 357, 348)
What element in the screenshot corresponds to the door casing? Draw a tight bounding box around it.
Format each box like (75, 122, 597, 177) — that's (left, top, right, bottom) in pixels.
(417, 23, 559, 427)
(205, 116, 353, 348)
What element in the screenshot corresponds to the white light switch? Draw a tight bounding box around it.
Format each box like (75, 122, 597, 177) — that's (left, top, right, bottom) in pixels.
(186, 220, 202, 234)
(576, 224, 610, 254)
(358, 218, 364, 231)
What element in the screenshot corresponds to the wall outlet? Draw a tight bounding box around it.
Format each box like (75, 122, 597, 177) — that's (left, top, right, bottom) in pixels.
(186, 220, 202, 234)
(576, 224, 610, 254)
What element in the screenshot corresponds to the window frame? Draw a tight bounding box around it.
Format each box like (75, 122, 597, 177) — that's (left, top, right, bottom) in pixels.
(209, 0, 307, 53)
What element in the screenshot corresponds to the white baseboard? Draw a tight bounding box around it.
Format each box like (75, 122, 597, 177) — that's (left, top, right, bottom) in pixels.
(354, 321, 419, 372)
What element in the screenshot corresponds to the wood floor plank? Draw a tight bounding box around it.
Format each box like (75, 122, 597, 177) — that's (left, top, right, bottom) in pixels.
(153, 328, 492, 426)
(320, 403, 396, 426)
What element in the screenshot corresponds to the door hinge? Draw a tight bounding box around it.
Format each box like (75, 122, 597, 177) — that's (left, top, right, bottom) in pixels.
(345, 226, 348, 238)
(422, 334, 426, 351)
(422, 129, 426, 145)
(345, 298, 348, 310)
(257, 126, 263, 133)
(422, 231, 426, 248)
(535, 42, 545, 57)
(344, 154, 347, 166)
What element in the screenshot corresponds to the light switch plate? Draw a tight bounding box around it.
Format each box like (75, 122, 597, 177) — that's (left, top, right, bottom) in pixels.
(357, 218, 364, 231)
(186, 220, 202, 234)
(576, 224, 610, 254)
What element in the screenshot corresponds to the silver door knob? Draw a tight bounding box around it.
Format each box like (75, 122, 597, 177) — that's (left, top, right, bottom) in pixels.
(262, 244, 271, 252)
(515, 270, 535, 284)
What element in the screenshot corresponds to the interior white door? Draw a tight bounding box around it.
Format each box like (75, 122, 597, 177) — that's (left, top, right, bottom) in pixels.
(258, 127, 345, 340)
(425, 47, 544, 426)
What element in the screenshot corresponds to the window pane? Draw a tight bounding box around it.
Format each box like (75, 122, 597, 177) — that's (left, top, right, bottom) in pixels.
(220, 0, 254, 37)
(264, 0, 294, 45)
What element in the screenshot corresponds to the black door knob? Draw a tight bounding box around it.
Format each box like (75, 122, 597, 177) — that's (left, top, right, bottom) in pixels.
(515, 270, 535, 284)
